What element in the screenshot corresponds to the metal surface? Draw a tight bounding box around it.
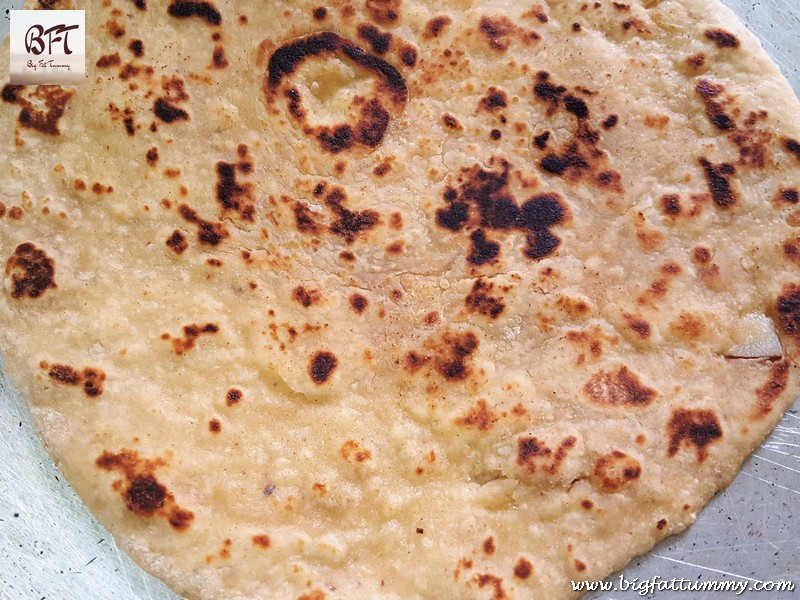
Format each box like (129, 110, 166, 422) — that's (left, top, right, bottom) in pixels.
(0, 1, 798, 599)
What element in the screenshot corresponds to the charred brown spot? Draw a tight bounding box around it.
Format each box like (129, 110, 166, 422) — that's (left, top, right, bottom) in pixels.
(374, 161, 392, 177)
(695, 80, 735, 131)
(294, 202, 324, 235)
(667, 408, 723, 462)
(660, 194, 682, 217)
(179, 204, 229, 246)
(534, 71, 566, 105)
(468, 230, 501, 265)
(96, 449, 193, 530)
(777, 284, 800, 352)
(146, 146, 159, 166)
(166, 322, 220, 355)
(357, 23, 391, 54)
(784, 237, 800, 267)
(404, 351, 429, 373)
(252, 534, 271, 548)
(437, 162, 570, 264)
(216, 161, 255, 221)
(1, 84, 22, 104)
(313, 7, 327, 20)
(6, 243, 56, 299)
(621, 17, 649, 34)
(400, 45, 417, 67)
(211, 45, 229, 68)
(514, 557, 533, 580)
(479, 15, 529, 52)
(226, 388, 242, 406)
(482, 537, 496, 555)
(154, 98, 189, 123)
(564, 94, 589, 119)
(693, 246, 712, 263)
(441, 113, 462, 130)
(436, 332, 478, 380)
(784, 138, 800, 162)
(424, 15, 451, 38)
(475, 574, 506, 600)
(455, 399, 497, 431)
(592, 450, 641, 491)
(293, 286, 321, 308)
(465, 279, 505, 319)
(350, 293, 368, 313)
(699, 157, 738, 208)
(167, 0, 222, 25)
(96, 52, 122, 68)
(125, 475, 167, 516)
(479, 87, 508, 112)
(129, 39, 144, 57)
(105, 18, 126, 38)
(624, 314, 651, 339)
(669, 312, 705, 339)
(602, 114, 618, 129)
(340, 439, 371, 463)
(540, 144, 589, 175)
(366, 0, 401, 25)
(753, 359, 790, 419)
(704, 28, 739, 49)
(6, 85, 75, 136)
(318, 187, 380, 243)
(517, 436, 576, 475)
(533, 132, 550, 149)
(584, 366, 656, 407)
(47, 364, 81, 385)
(310, 351, 338, 384)
(686, 53, 706, 69)
(208, 418, 221, 433)
(166, 230, 188, 254)
(407, 331, 480, 381)
(778, 188, 799, 205)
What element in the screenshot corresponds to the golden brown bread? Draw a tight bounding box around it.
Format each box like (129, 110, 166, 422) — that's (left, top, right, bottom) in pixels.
(1, 1, 800, 598)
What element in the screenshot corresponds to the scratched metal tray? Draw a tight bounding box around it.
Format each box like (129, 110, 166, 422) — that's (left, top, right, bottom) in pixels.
(1, 1, 798, 599)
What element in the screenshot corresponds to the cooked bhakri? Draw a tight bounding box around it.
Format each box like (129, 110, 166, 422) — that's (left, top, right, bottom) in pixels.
(1, 0, 800, 599)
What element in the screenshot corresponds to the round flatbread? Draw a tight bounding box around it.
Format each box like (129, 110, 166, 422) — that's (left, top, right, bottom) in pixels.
(2, 1, 800, 599)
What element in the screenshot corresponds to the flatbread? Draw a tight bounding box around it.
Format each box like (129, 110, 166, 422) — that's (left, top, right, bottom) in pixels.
(2, 1, 800, 599)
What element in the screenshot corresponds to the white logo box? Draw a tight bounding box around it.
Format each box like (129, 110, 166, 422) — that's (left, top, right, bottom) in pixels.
(10, 10, 85, 85)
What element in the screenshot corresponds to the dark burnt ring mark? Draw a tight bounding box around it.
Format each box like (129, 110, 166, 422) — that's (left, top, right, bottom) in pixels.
(167, 1, 221, 26)
(267, 31, 340, 88)
(340, 41, 407, 106)
(266, 32, 408, 154)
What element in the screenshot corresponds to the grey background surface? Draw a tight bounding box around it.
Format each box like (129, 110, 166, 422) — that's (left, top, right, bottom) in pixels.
(0, 1, 798, 599)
